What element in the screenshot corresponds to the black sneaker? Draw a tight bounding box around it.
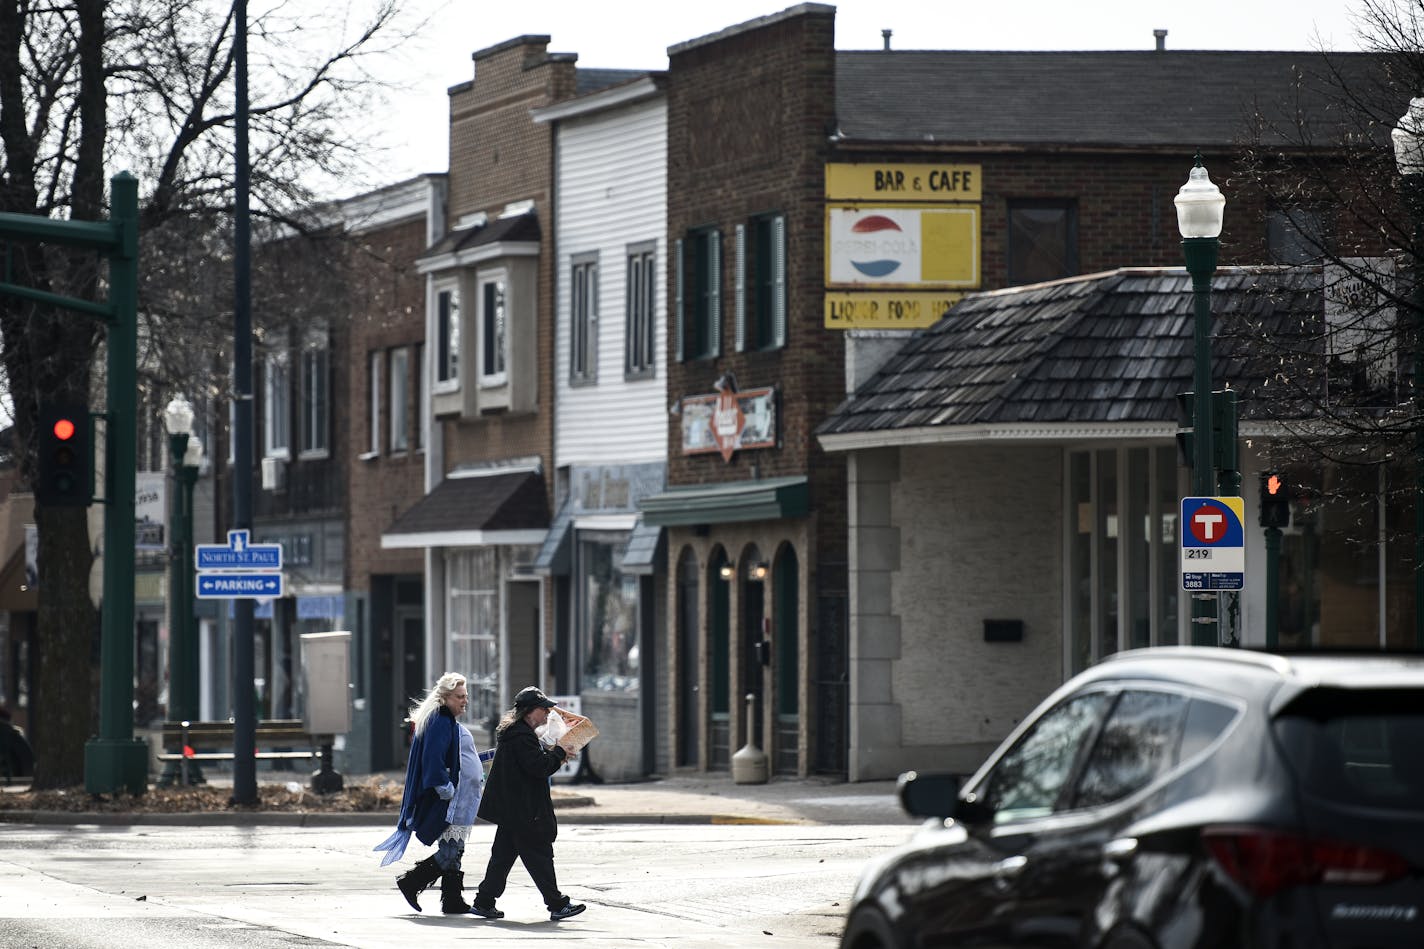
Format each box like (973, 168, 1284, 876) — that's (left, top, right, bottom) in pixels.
(468, 904, 505, 919)
(549, 902, 586, 922)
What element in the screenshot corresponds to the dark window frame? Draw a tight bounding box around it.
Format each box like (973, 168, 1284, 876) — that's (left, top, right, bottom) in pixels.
(1007, 199, 1079, 286)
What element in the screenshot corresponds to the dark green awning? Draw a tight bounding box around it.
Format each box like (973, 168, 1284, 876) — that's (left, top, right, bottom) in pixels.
(640, 476, 809, 527)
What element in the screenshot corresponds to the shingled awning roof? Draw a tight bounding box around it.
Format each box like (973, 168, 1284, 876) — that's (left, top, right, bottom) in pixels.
(382, 464, 549, 549)
(418, 211, 540, 271)
(835, 50, 1398, 148)
(818, 266, 1332, 451)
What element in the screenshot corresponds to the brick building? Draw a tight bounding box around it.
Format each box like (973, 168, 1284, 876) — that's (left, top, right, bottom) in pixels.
(642, 3, 1400, 780)
(340, 176, 447, 773)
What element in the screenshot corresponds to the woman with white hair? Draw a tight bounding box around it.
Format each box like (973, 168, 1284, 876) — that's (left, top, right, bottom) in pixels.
(374, 671, 482, 914)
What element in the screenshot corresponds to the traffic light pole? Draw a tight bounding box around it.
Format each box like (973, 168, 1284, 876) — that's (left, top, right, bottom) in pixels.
(0, 173, 146, 794)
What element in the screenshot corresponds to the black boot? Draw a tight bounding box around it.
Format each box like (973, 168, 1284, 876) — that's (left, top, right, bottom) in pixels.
(441, 869, 471, 914)
(396, 855, 441, 912)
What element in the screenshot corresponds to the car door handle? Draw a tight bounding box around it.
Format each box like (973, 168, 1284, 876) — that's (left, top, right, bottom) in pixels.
(992, 855, 1027, 880)
(1103, 837, 1138, 861)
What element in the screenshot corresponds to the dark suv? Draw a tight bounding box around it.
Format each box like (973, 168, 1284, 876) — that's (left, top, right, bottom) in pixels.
(840, 647, 1424, 949)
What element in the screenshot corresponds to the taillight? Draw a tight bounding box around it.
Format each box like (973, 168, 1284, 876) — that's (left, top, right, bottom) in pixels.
(1203, 826, 1410, 898)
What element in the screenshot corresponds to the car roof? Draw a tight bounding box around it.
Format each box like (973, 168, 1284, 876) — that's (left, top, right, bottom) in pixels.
(1092, 647, 1424, 712)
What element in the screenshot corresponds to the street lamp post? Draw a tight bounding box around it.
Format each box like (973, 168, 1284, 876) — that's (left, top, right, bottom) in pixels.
(159, 396, 205, 786)
(1175, 155, 1227, 645)
(1392, 98, 1424, 650)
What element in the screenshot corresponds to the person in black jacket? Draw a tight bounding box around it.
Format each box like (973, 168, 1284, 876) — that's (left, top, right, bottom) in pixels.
(468, 686, 586, 922)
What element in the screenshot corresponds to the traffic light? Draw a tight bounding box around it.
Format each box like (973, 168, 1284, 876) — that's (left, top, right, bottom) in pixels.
(1175, 389, 1238, 471)
(1259, 471, 1291, 528)
(36, 403, 92, 507)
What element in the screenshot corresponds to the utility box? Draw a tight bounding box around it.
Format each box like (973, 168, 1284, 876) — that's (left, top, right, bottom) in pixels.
(301, 630, 352, 735)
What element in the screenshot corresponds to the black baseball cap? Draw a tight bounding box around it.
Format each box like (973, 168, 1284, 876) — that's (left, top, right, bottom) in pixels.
(514, 686, 556, 710)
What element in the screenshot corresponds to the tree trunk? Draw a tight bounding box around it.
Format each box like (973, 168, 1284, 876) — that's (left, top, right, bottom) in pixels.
(30, 506, 100, 788)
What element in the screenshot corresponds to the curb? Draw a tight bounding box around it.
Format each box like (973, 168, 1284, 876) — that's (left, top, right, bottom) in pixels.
(0, 808, 803, 828)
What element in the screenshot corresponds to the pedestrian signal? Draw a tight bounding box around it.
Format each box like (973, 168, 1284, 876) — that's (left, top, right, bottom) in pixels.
(1259, 471, 1290, 529)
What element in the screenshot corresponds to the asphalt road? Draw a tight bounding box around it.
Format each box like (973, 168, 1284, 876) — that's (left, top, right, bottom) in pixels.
(0, 820, 910, 948)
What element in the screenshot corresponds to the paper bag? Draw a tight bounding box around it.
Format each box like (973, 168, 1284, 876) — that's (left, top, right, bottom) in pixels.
(552, 707, 598, 754)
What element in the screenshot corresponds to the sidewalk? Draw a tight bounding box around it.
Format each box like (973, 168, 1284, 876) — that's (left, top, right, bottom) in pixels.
(0, 772, 913, 827)
(552, 772, 908, 825)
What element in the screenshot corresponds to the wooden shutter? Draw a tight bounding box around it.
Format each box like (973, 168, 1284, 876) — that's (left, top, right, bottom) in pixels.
(674, 238, 685, 362)
(708, 229, 722, 358)
(734, 223, 747, 352)
(771, 214, 787, 348)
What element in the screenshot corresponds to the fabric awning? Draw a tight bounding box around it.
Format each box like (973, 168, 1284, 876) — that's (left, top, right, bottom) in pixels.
(640, 476, 809, 527)
(382, 468, 549, 549)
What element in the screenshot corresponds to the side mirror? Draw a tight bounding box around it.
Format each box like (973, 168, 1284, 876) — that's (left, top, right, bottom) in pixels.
(897, 770, 992, 825)
(897, 770, 960, 819)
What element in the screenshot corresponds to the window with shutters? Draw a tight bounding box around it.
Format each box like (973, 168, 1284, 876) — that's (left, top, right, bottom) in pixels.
(675, 227, 722, 362)
(736, 213, 787, 352)
(625, 242, 657, 379)
(570, 254, 598, 385)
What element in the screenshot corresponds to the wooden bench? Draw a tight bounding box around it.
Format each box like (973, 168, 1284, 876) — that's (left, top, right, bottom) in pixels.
(157, 719, 330, 763)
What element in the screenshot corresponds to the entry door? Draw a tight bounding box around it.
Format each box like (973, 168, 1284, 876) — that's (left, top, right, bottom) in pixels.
(505, 578, 541, 699)
(394, 607, 424, 763)
(709, 552, 731, 770)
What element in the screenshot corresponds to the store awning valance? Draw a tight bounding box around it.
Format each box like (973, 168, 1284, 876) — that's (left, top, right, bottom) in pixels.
(640, 476, 809, 527)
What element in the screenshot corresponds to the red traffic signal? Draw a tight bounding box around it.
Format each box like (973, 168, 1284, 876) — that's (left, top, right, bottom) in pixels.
(36, 403, 92, 507)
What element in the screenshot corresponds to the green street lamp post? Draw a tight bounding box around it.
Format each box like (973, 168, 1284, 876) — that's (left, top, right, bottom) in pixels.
(159, 396, 205, 786)
(1393, 98, 1424, 650)
(1175, 155, 1228, 646)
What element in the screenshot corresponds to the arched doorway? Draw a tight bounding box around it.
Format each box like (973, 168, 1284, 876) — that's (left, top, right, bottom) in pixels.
(675, 547, 700, 767)
(738, 545, 766, 751)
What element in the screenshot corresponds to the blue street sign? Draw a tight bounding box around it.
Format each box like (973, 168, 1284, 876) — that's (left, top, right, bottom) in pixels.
(197, 572, 284, 600)
(195, 529, 283, 571)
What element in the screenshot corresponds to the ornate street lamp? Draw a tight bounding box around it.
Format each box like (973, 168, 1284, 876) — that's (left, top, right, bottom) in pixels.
(160, 396, 205, 785)
(1393, 98, 1424, 649)
(1175, 155, 1227, 645)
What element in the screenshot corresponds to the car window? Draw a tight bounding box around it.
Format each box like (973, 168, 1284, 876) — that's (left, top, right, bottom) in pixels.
(983, 691, 1113, 824)
(1177, 696, 1239, 762)
(1274, 688, 1424, 808)
(1072, 690, 1188, 810)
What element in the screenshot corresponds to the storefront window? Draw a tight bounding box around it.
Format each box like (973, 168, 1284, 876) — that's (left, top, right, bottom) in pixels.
(578, 534, 639, 692)
(1068, 452, 1092, 673)
(1069, 446, 1183, 673)
(1096, 449, 1119, 661)
(447, 547, 500, 735)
